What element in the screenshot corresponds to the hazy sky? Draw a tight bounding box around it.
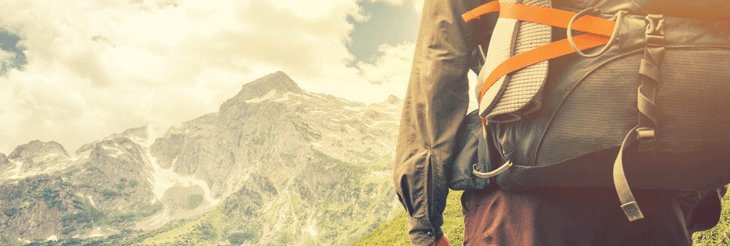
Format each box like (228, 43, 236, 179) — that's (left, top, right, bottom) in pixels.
(0, 0, 478, 155)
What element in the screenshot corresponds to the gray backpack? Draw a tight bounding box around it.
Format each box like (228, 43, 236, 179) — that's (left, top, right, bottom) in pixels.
(450, 0, 730, 222)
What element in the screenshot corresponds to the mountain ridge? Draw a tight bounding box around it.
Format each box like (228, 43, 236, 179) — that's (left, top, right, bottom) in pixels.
(0, 71, 404, 246)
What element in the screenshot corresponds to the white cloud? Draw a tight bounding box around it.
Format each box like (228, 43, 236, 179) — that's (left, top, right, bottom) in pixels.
(367, 0, 423, 13)
(369, 0, 407, 5)
(359, 43, 413, 85)
(307, 42, 414, 104)
(412, 0, 424, 14)
(0, 0, 419, 154)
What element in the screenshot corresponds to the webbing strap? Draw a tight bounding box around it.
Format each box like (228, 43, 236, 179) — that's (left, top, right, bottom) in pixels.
(613, 14, 666, 222)
(462, 2, 616, 108)
(614, 126, 645, 221)
(637, 87, 660, 124)
(478, 34, 609, 99)
(498, 3, 615, 36)
(463, 2, 616, 36)
(637, 15, 666, 134)
(462, 1, 500, 23)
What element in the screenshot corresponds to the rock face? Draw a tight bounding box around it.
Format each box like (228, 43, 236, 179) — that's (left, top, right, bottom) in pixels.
(0, 153, 10, 172)
(0, 175, 72, 240)
(7, 140, 69, 174)
(222, 71, 303, 106)
(0, 137, 158, 239)
(0, 71, 403, 245)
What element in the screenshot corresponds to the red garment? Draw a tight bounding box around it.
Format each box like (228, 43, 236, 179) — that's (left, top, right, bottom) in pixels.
(462, 187, 692, 246)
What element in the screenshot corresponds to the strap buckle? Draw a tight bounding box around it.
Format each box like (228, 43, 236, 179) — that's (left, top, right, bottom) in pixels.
(644, 14, 665, 36)
(644, 15, 665, 48)
(636, 127, 655, 141)
(621, 201, 645, 222)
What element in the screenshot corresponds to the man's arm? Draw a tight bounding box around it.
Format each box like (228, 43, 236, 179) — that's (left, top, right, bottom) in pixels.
(393, 0, 488, 245)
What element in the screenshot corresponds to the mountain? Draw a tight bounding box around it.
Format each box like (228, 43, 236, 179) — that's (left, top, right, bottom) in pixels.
(0, 71, 404, 245)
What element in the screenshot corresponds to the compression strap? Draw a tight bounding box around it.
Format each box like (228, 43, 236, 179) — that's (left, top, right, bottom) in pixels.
(462, 2, 616, 111)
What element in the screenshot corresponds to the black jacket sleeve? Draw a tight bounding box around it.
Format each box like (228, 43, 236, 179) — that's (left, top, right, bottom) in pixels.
(393, 0, 491, 245)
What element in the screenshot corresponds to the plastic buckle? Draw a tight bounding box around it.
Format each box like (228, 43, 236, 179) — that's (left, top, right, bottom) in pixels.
(644, 14, 665, 36)
(644, 14, 664, 36)
(644, 15, 665, 48)
(645, 35, 665, 49)
(636, 127, 655, 141)
(621, 201, 645, 222)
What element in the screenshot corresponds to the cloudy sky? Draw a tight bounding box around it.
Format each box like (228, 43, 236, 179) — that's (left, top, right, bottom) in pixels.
(0, 0, 477, 154)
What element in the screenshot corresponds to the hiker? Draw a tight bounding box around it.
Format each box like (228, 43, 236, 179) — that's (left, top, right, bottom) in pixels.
(394, 0, 729, 245)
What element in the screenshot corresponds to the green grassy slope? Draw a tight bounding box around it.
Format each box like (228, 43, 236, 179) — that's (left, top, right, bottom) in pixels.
(352, 190, 464, 246)
(692, 191, 730, 245)
(354, 190, 730, 246)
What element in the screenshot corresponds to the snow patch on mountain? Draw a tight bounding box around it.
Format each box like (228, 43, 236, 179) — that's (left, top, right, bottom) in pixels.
(87, 195, 97, 208)
(345, 125, 356, 132)
(368, 120, 397, 128)
(127, 125, 220, 207)
(100, 145, 124, 158)
(272, 92, 296, 102)
(7, 160, 24, 179)
(245, 90, 277, 103)
(145, 150, 220, 206)
(344, 105, 366, 111)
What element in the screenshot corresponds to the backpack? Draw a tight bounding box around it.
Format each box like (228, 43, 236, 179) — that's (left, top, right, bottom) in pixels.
(450, 0, 730, 222)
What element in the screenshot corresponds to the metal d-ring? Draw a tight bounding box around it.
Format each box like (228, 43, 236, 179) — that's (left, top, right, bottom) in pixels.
(567, 8, 626, 58)
(473, 161, 513, 178)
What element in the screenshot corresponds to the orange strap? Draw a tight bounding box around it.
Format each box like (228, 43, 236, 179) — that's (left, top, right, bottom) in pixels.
(462, 1, 500, 23)
(461, 2, 616, 103)
(462, 2, 617, 131)
(480, 34, 609, 99)
(464, 2, 615, 37)
(498, 3, 615, 36)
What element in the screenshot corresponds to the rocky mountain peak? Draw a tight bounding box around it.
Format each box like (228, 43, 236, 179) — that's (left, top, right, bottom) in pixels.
(0, 70, 403, 245)
(102, 125, 150, 143)
(383, 95, 402, 105)
(219, 71, 302, 112)
(237, 71, 301, 100)
(120, 126, 149, 140)
(7, 140, 69, 164)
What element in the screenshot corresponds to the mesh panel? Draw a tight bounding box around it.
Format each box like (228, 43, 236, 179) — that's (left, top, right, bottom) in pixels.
(486, 0, 551, 119)
(477, 0, 518, 114)
(656, 49, 730, 144)
(537, 55, 641, 166)
(537, 49, 730, 166)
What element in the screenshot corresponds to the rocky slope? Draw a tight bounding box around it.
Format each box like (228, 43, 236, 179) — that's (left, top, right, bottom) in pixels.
(0, 71, 403, 245)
